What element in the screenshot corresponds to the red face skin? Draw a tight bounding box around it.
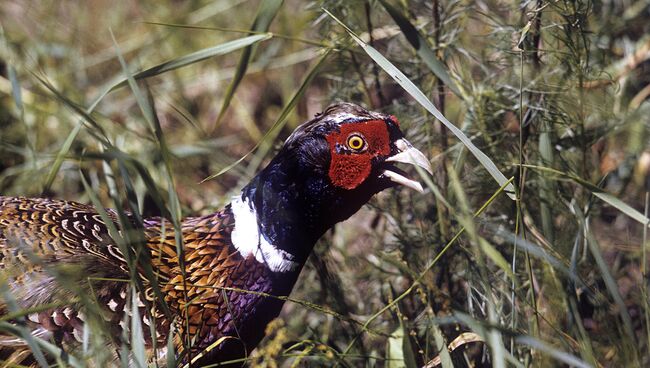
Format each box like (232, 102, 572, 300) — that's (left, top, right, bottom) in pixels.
(325, 119, 392, 190)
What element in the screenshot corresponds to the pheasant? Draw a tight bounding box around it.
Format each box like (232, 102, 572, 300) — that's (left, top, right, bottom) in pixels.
(0, 102, 431, 366)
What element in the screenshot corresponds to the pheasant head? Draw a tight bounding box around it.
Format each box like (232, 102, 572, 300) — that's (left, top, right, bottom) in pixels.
(232, 102, 432, 270)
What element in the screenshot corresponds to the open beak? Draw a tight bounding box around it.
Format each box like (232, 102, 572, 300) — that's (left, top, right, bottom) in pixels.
(382, 138, 432, 193)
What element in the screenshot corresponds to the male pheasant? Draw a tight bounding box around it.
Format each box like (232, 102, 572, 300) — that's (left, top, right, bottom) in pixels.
(0, 103, 431, 366)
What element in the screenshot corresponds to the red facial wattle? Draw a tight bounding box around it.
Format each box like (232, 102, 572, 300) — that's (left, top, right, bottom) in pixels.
(325, 119, 391, 190)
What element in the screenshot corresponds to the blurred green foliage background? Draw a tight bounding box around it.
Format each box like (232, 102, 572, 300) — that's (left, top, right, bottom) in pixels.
(1, 0, 650, 366)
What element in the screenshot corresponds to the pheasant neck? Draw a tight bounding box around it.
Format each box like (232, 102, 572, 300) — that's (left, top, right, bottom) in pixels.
(235, 154, 379, 267)
(229, 195, 300, 273)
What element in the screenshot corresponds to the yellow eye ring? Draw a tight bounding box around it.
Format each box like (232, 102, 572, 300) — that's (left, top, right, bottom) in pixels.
(346, 134, 366, 151)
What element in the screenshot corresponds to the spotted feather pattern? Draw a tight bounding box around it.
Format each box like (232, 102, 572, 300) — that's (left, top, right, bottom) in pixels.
(0, 196, 290, 365)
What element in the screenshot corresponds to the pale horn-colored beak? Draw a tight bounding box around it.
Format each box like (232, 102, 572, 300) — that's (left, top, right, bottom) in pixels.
(382, 138, 433, 193)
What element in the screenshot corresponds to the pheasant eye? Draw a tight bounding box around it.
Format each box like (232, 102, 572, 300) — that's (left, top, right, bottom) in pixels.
(346, 134, 366, 151)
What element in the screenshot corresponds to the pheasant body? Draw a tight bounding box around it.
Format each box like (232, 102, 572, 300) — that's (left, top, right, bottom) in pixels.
(0, 196, 294, 363)
(0, 103, 431, 366)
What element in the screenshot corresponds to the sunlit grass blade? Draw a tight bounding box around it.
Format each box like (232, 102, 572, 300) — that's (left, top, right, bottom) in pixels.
(593, 191, 650, 227)
(478, 238, 515, 280)
(538, 120, 555, 244)
(82, 149, 173, 219)
(111, 29, 156, 135)
(514, 336, 592, 368)
(81, 162, 175, 362)
(31, 73, 110, 145)
(641, 191, 650, 358)
(131, 286, 146, 368)
(485, 225, 587, 288)
(40, 34, 270, 194)
(0, 321, 85, 367)
(378, 0, 461, 97)
(119, 307, 131, 368)
(43, 122, 83, 193)
(80, 165, 159, 333)
(166, 322, 177, 368)
(214, 0, 284, 129)
(31, 72, 113, 193)
(202, 48, 331, 181)
(386, 325, 417, 368)
(521, 164, 650, 227)
(7, 65, 24, 115)
(79, 171, 130, 270)
(571, 201, 638, 362)
(91, 33, 273, 106)
(323, 8, 516, 200)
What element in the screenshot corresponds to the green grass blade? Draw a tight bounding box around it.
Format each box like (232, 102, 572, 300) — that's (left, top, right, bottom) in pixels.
(111, 29, 156, 135)
(91, 34, 273, 106)
(32, 72, 113, 193)
(0, 276, 49, 367)
(7, 65, 23, 111)
(514, 336, 592, 368)
(478, 238, 515, 280)
(641, 188, 650, 358)
(521, 164, 650, 227)
(40, 32, 263, 192)
(378, 0, 461, 97)
(324, 9, 515, 200)
(120, 309, 131, 368)
(386, 325, 417, 368)
(79, 170, 129, 267)
(82, 160, 174, 355)
(83, 149, 173, 220)
(39, 34, 274, 193)
(214, 0, 284, 128)
(486, 225, 586, 288)
(131, 287, 146, 368)
(43, 122, 83, 193)
(202, 48, 331, 181)
(31, 73, 110, 145)
(578, 211, 637, 359)
(0, 321, 85, 367)
(538, 120, 555, 244)
(166, 322, 177, 368)
(593, 192, 650, 227)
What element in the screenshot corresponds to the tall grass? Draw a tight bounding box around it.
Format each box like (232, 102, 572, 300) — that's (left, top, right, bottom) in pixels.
(1, 0, 649, 366)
